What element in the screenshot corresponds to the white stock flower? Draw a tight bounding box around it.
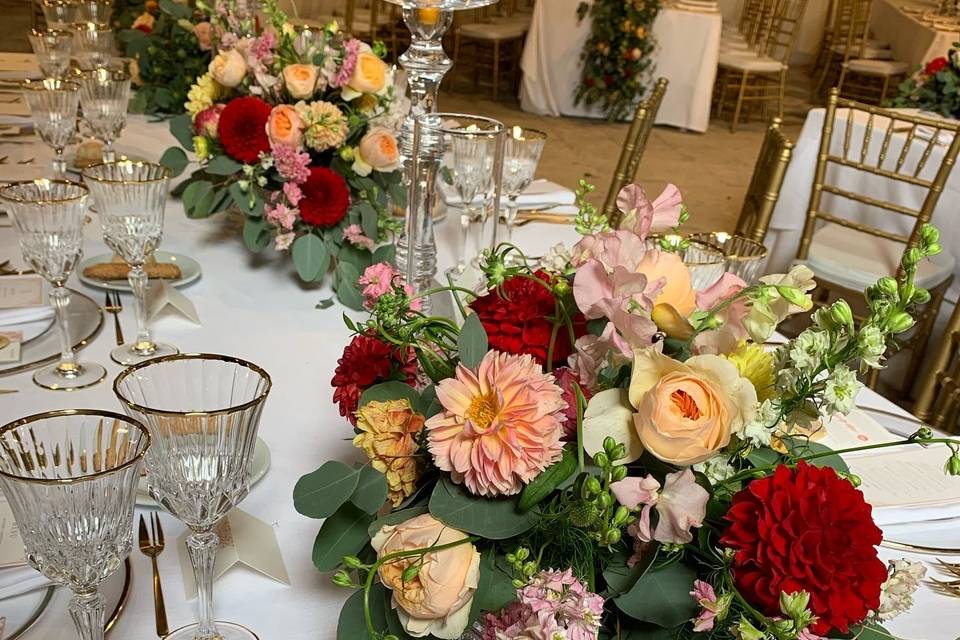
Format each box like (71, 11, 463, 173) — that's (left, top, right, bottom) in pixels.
(823, 366, 860, 415)
(857, 324, 887, 369)
(788, 330, 830, 374)
(877, 559, 925, 621)
(695, 455, 737, 485)
(540, 243, 572, 273)
(741, 400, 777, 447)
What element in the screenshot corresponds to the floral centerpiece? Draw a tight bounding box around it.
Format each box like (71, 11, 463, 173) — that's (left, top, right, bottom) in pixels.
(295, 181, 959, 639)
(893, 42, 960, 118)
(112, 0, 213, 115)
(575, 0, 660, 120)
(160, 0, 408, 305)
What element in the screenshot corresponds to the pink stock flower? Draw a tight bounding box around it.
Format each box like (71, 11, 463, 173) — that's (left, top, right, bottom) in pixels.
(357, 262, 421, 312)
(342, 223, 374, 250)
(614, 469, 709, 544)
(334, 38, 362, 88)
(251, 31, 277, 61)
(282, 181, 303, 206)
(617, 183, 683, 239)
(265, 202, 297, 231)
(271, 144, 312, 184)
(426, 351, 567, 497)
(274, 231, 295, 251)
(691, 579, 720, 632)
(571, 229, 647, 270)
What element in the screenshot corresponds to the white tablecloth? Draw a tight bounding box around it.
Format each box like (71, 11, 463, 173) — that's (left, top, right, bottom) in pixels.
(0, 117, 958, 638)
(871, 0, 959, 71)
(520, 0, 722, 132)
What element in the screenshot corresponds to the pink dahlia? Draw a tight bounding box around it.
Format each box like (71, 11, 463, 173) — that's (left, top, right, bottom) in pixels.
(426, 350, 567, 497)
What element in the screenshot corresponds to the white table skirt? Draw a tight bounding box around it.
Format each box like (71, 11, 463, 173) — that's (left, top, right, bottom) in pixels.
(0, 117, 958, 638)
(519, 0, 722, 132)
(871, 0, 959, 71)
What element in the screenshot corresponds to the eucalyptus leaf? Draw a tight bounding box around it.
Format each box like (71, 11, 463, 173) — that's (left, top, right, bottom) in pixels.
(469, 551, 517, 624)
(457, 313, 488, 369)
(350, 466, 389, 514)
(518, 448, 577, 512)
(293, 460, 360, 519)
(373, 243, 396, 265)
(242, 217, 271, 253)
(429, 477, 538, 540)
(168, 114, 194, 151)
(206, 155, 243, 176)
(336, 580, 388, 640)
(311, 503, 373, 572)
(181, 180, 214, 219)
(368, 504, 430, 539)
(159, 147, 189, 177)
(602, 543, 660, 595)
(292, 234, 329, 282)
(358, 202, 379, 239)
(614, 560, 698, 627)
(159, 0, 192, 18)
(336, 261, 364, 310)
(359, 381, 420, 410)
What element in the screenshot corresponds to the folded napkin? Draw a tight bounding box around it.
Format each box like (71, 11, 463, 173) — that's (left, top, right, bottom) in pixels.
(0, 565, 52, 601)
(440, 178, 577, 209)
(0, 306, 54, 327)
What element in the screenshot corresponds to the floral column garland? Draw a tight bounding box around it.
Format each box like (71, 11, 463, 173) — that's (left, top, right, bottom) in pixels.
(575, 0, 661, 120)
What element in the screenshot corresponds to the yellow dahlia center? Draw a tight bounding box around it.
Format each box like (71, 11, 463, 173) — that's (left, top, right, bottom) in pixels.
(467, 393, 498, 431)
(671, 389, 702, 420)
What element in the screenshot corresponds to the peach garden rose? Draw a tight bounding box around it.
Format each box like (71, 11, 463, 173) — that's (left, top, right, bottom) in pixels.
(282, 64, 320, 100)
(266, 104, 303, 149)
(208, 49, 247, 88)
(352, 128, 402, 176)
(341, 49, 388, 100)
(371, 514, 481, 639)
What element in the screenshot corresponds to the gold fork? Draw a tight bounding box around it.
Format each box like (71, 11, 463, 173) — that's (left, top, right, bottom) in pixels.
(138, 513, 170, 637)
(104, 291, 124, 346)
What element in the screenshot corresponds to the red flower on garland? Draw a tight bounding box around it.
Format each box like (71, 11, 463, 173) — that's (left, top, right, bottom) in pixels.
(469, 271, 585, 368)
(926, 56, 949, 75)
(217, 97, 272, 164)
(331, 333, 417, 424)
(720, 462, 887, 635)
(299, 167, 350, 228)
(553, 366, 593, 437)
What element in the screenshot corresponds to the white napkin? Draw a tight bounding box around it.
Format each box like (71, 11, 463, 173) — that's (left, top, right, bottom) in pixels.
(440, 178, 577, 209)
(0, 565, 52, 601)
(0, 306, 54, 327)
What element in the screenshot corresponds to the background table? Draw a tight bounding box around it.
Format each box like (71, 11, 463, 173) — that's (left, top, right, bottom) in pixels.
(520, 0, 722, 132)
(871, 0, 959, 71)
(1, 117, 959, 638)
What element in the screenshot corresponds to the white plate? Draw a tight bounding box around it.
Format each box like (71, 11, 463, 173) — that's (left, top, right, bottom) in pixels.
(136, 438, 271, 508)
(78, 251, 202, 292)
(15, 314, 55, 344)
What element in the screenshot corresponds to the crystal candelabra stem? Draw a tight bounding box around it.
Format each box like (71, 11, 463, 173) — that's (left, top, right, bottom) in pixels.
(395, 7, 455, 308)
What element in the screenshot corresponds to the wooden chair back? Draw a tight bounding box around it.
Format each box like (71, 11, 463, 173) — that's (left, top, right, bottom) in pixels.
(735, 117, 794, 243)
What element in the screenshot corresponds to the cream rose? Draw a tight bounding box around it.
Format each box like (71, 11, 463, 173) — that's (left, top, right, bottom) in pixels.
(192, 21, 213, 51)
(342, 50, 388, 99)
(371, 514, 480, 639)
(353, 127, 401, 176)
(208, 49, 247, 88)
(282, 64, 320, 101)
(628, 348, 757, 465)
(266, 104, 303, 148)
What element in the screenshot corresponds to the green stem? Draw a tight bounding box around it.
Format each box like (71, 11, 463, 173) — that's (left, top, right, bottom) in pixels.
(574, 382, 586, 473)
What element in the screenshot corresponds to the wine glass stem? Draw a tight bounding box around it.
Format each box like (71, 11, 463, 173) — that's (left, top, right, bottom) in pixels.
(49, 286, 78, 376)
(187, 530, 220, 640)
(69, 588, 105, 640)
(127, 265, 154, 354)
(457, 206, 471, 271)
(102, 143, 116, 164)
(504, 198, 518, 247)
(52, 149, 66, 180)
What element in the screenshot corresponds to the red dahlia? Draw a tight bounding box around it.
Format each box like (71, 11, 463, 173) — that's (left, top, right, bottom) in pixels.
(926, 56, 949, 75)
(553, 366, 593, 437)
(299, 167, 350, 228)
(468, 270, 585, 368)
(331, 333, 417, 424)
(720, 462, 887, 635)
(217, 97, 272, 165)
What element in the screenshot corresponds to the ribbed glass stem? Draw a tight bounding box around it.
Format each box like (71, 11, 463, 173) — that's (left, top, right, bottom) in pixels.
(69, 589, 106, 640)
(187, 530, 220, 640)
(127, 265, 154, 354)
(49, 286, 77, 376)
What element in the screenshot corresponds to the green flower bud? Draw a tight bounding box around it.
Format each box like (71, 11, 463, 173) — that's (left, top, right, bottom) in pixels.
(734, 617, 765, 640)
(602, 436, 617, 453)
(342, 555, 366, 570)
(569, 500, 599, 527)
(522, 561, 537, 577)
(921, 224, 940, 245)
(612, 443, 627, 461)
(776, 285, 810, 308)
(913, 287, 932, 304)
(597, 492, 613, 509)
(592, 452, 609, 468)
(829, 300, 854, 327)
(945, 454, 960, 476)
(877, 276, 899, 296)
(911, 426, 934, 441)
(584, 476, 602, 495)
(515, 547, 529, 561)
(331, 570, 355, 588)
(887, 312, 915, 333)
(928, 242, 943, 256)
(904, 247, 923, 265)
(611, 465, 628, 482)
(846, 473, 862, 487)
(613, 505, 630, 525)
(604, 528, 621, 545)
(339, 146, 355, 162)
(553, 279, 570, 297)
(512, 578, 525, 588)
(779, 590, 811, 620)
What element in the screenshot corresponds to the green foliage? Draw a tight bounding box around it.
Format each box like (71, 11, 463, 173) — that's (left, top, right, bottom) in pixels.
(358, 381, 421, 412)
(294, 460, 360, 519)
(518, 448, 577, 512)
(335, 261, 365, 310)
(168, 114, 195, 150)
(614, 560, 698, 628)
(350, 466, 389, 515)
(782, 438, 849, 473)
(182, 180, 214, 218)
(457, 312, 489, 369)
(892, 48, 960, 118)
(159, 147, 189, 177)
(469, 551, 518, 624)
(242, 217, 271, 253)
(312, 503, 373, 571)
(602, 544, 659, 595)
(336, 583, 389, 639)
(429, 477, 539, 540)
(292, 234, 329, 282)
(206, 155, 243, 176)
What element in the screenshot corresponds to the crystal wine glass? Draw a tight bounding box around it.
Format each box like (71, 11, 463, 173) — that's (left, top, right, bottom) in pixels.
(78, 68, 129, 162)
(0, 409, 150, 640)
(28, 29, 74, 80)
(40, 0, 83, 29)
(73, 23, 115, 71)
(114, 354, 272, 640)
(0, 180, 107, 390)
(82, 160, 177, 365)
(501, 126, 546, 252)
(22, 78, 79, 180)
(78, 0, 113, 26)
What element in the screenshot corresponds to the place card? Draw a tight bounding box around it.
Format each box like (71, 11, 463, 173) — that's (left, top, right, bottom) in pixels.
(0, 331, 22, 364)
(146, 281, 200, 325)
(0, 494, 25, 569)
(177, 509, 289, 600)
(818, 409, 900, 454)
(0, 275, 43, 309)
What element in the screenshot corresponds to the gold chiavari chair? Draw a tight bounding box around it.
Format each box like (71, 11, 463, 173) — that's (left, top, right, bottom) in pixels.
(814, 0, 894, 99)
(448, 5, 530, 101)
(281, 0, 399, 54)
(712, 0, 808, 133)
(602, 77, 669, 228)
(914, 303, 960, 432)
(734, 117, 795, 243)
(795, 89, 959, 395)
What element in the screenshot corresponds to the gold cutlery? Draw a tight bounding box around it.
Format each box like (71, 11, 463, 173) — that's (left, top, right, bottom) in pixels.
(16, 158, 33, 165)
(514, 210, 575, 227)
(0, 389, 17, 394)
(138, 513, 170, 637)
(104, 291, 124, 347)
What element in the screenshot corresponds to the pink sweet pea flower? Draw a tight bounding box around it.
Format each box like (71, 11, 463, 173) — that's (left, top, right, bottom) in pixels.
(571, 229, 647, 270)
(691, 579, 720, 632)
(616, 469, 709, 545)
(617, 183, 683, 239)
(573, 261, 661, 321)
(568, 323, 632, 391)
(691, 272, 750, 355)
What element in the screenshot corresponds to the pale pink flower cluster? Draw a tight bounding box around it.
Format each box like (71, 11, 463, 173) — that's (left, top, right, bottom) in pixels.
(480, 569, 604, 640)
(426, 351, 567, 497)
(271, 144, 312, 184)
(611, 468, 709, 546)
(274, 232, 295, 251)
(265, 201, 297, 231)
(334, 38, 361, 88)
(342, 224, 374, 250)
(251, 31, 277, 62)
(357, 262, 421, 311)
(282, 182, 303, 206)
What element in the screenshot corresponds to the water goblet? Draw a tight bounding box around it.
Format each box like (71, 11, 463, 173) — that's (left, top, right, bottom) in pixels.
(73, 23, 115, 71)
(501, 126, 546, 253)
(40, 0, 83, 29)
(22, 78, 79, 180)
(0, 409, 150, 640)
(83, 160, 177, 365)
(0, 180, 106, 390)
(78, 68, 129, 163)
(114, 354, 272, 640)
(78, 0, 113, 26)
(28, 29, 74, 80)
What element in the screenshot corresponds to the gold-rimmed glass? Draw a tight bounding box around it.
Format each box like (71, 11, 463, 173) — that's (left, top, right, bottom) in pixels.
(73, 23, 115, 71)
(78, 68, 129, 162)
(0, 180, 107, 390)
(501, 126, 546, 257)
(688, 232, 769, 284)
(113, 354, 272, 640)
(41, 0, 83, 29)
(82, 160, 177, 365)
(646, 235, 727, 291)
(28, 29, 74, 80)
(0, 409, 150, 640)
(22, 78, 79, 180)
(78, 0, 113, 26)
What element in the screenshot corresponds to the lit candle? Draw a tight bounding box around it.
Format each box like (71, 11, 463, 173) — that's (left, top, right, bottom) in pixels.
(418, 7, 440, 24)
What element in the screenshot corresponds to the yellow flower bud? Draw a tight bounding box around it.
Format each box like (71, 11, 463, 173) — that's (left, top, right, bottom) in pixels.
(651, 303, 695, 340)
